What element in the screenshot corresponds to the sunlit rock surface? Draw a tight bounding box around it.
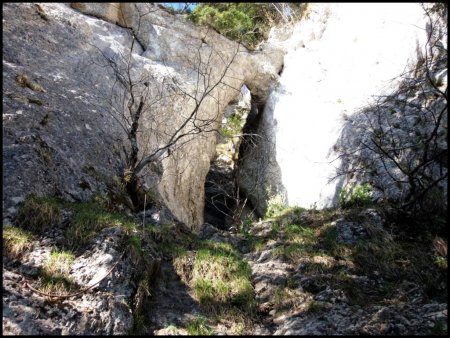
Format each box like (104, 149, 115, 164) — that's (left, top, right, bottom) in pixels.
(243, 3, 429, 210)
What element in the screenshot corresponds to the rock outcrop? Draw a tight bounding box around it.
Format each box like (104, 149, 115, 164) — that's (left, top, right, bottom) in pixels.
(3, 222, 161, 335)
(238, 3, 444, 213)
(2, 3, 283, 230)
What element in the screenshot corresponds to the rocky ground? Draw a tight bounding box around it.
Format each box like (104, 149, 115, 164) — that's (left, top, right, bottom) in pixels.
(3, 199, 448, 335)
(140, 207, 447, 335)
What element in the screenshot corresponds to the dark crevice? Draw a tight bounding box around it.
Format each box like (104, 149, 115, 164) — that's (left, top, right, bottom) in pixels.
(277, 63, 284, 76)
(204, 88, 266, 229)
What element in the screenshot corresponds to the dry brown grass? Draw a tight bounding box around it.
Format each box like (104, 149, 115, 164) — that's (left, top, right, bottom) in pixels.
(3, 226, 34, 259)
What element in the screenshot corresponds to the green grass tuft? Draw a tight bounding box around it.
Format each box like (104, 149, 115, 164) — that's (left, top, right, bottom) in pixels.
(65, 201, 139, 250)
(3, 226, 34, 258)
(186, 316, 214, 336)
(14, 194, 61, 234)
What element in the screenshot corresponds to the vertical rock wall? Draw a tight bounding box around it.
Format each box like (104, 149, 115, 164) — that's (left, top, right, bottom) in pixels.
(240, 3, 433, 211)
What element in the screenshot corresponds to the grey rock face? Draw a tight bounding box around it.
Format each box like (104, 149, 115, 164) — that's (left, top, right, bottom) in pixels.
(3, 3, 284, 230)
(3, 224, 161, 335)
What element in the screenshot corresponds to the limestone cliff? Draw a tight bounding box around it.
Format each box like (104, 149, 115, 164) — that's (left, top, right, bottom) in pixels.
(2, 3, 284, 230)
(238, 3, 447, 213)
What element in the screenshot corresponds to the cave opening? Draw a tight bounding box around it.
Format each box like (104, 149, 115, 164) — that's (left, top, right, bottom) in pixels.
(203, 85, 264, 230)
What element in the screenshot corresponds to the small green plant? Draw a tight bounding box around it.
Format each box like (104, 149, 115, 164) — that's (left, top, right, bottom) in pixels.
(339, 183, 373, 208)
(3, 226, 34, 258)
(165, 324, 179, 334)
(186, 316, 213, 335)
(194, 278, 215, 304)
(429, 318, 447, 335)
(36, 146, 53, 165)
(220, 113, 242, 138)
(29, 97, 43, 106)
(189, 240, 255, 312)
(189, 3, 305, 48)
(39, 249, 77, 295)
(65, 201, 138, 250)
(15, 73, 45, 92)
(284, 223, 315, 242)
(435, 256, 447, 269)
(306, 300, 327, 314)
(132, 314, 145, 333)
(14, 194, 61, 234)
(44, 250, 75, 276)
(265, 189, 286, 218)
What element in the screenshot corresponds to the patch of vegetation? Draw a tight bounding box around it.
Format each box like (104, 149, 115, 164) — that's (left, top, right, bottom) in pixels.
(43, 250, 75, 275)
(273, 243, 310, 261)
(15, 73, 45, 92)
(35, 4, 49, 21)
(14, 194, 61, 234)
(435, 256, 447, 269)
(36, 146, 53, 165)
(284, 223, 315, 242)
(164, 324, 179, 335)
(378, 280, 399, 298)
(318, 224, 351, 259)
(191, 240, 255, 312)
(265, 191, 286, 218)
(244, 234, 265, 252)
(40, 111, 53, 126)
(270, 222, 321, 262)
(428, 318, 447, 336)
(38, 273, 78, 296)
(189, 3, 305, 49)
(29, 97, 43, 106)
(306, 300, 328, 314)
(132, 314, 145, 334)
(220, 113, 242, 138)
(127, 234, 146, 266)
(300, 261, 325, 274)
(148, 223, 196, 258)
(433, 236, 447, 270)
(339, 183, 373, 208)
(39, 249, 78, 295)
(214, 307, 250, 334)
(3, 226, 34, 258)
(186, 316, 214, 336)
(65, 201, 139, 250)
(352, 239, 404, 279)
